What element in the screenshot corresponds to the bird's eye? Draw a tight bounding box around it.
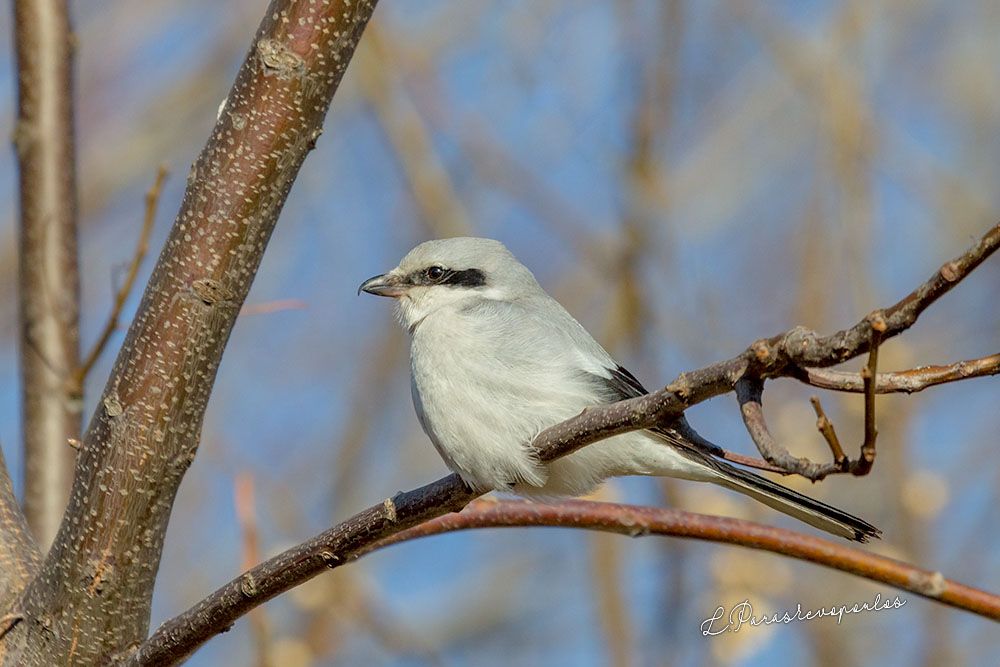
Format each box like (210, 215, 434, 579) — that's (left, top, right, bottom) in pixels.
(426, 266, 446, 282)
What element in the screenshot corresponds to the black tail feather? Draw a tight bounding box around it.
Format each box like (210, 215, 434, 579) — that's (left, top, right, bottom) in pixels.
(715, 459, 881, 542)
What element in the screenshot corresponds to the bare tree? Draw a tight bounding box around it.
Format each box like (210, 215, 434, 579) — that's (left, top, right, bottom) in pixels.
(1, 1, 998, 666)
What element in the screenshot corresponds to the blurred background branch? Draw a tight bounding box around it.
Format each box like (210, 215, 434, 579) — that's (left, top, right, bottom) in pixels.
(71, 166, 167, 392)
(13, 0, 81, 549)
(234, 472, 273, 667)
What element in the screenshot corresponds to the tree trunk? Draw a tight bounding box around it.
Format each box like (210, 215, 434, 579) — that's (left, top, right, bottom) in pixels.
(0, 1, 380, 664)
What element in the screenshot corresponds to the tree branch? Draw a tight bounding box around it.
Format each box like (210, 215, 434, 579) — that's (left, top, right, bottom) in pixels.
(365, 499, 1000, 620)
(855, 324, 882, 475)
(797, 353, 1000, 393)
(13, 0, 82, 549)
(0, 445, 39, 615)
(735, 377, 844, 480)
(735, 328, 884, 482)
(126, 475, 476, 666)
(129, 221, 999, 665)
(1, 1, 381, 664)
(809, 396, 848, 466)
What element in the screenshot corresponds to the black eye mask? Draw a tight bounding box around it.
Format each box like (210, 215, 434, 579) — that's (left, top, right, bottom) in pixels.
(410, 267, 487, 288)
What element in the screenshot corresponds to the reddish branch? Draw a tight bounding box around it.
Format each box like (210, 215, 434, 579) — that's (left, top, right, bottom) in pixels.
(129, 224, 1000, 666)
(13, 0, 81, 549)
(366, 499, 1000, 620)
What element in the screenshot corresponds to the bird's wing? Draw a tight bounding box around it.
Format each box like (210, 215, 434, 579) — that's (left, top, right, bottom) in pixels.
(475, 293, 726, 459)
(578, 362, 726, 458)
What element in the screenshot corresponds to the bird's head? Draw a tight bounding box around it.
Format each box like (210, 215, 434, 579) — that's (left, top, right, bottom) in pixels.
(358, 237, 539, 330)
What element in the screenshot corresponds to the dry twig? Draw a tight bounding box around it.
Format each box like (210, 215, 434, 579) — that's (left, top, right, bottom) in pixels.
(73, 166, 168, 390)
(856, 322, 883, 475)
(736, 319, 885, 481)
(809, 396, 846, 466)
(798, 353, 1000, 394)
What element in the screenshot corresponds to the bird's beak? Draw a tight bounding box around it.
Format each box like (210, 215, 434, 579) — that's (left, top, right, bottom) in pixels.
(358, 273, 408, 298)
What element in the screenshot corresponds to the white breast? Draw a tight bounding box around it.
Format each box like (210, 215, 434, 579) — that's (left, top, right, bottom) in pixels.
(409, 306, 559, 490)
(408, 298, 714, 497)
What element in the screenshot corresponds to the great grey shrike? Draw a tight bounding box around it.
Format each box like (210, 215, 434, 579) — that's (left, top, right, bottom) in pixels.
(360, 237, 879, 542)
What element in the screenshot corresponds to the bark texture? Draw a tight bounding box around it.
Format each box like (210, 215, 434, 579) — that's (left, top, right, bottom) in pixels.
(1, 1, 379, 664)
(0, 446, 39, 613)
(14, 0, 82, 549)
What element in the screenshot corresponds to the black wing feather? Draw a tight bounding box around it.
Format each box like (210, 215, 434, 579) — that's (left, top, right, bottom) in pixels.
(583, 365, 725, 457)
(606, 364, 649, 398)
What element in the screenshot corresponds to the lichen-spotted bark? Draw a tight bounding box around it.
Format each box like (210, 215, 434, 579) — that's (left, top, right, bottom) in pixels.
(0, 1, 380, 664)
(0, 445, 40, 614)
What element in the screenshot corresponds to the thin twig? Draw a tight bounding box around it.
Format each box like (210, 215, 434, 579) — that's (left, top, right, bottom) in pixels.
(797, 352, 1000, 394)
(854, 320, 884, 476)
(740, 223, 1000, 376)
(735, 377, 840, 479)
(720, 450, 790, 475)
(736, 323, 885, 481)
(809, 396, 847, 467)
(74, 166, 168, 390)
(238, 299, 308, 317)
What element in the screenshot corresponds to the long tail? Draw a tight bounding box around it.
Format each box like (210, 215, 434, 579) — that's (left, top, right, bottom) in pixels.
(649, 424, 880, 542)
(711, 459, 880, 542)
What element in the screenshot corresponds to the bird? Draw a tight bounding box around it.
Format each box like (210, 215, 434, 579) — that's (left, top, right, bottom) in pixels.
(359, 237, 880, 542)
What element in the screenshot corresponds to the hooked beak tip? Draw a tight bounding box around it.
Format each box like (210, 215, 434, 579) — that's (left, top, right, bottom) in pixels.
(358, 273, 407, 298)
